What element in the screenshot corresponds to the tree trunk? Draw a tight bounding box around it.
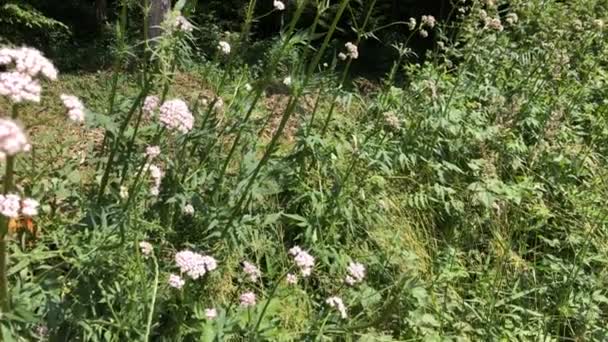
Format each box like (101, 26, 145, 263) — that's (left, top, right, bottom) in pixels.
(95, 0, 107, 25)
(148, 0, 171, 42)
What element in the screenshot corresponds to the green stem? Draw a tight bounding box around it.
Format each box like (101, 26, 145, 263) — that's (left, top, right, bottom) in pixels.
(252, 268, 293, 338)
(144, 255, 160, 341)
(319, 0, 377, 137)
(0, 236, 7, 311)
(97, 84, 152, 203)
(0, 105, 18, 312)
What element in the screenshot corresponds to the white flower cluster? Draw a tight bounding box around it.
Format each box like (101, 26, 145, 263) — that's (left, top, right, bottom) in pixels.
(273, 0, 285, 11)
(60, 94, 86, 122)
(326, 296, 347, 318)
(0, 47, 57, 104)
(147, 164, 163, 196)
(174, 15, 194, 33)
(344, 261, 366, 285)
(175, 250, 218, 280)
(139, 241, 153, 257)
(182, 203, 194, 215)
(0, 119, 30, 160)
(289, 246, 315, 277)
(485, 17, 504, 31)
(0, 194, 38, 218)
(421, 15, 436, 29)
(218, 41, 231, 55)
(159, 99, 194, 134)
(339, 42, 359, 60)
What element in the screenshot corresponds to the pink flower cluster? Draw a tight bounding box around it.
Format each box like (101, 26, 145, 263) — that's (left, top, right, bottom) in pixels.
(168, 274, 185, 289)
(0, 119, 30, 160)
(0, 72, 41, 103)
(143, 95, 160, 117)
(289, 246, 315, 277)
(175, 250, 217, 280)
(0, 194, 39, 218)
(243, 261, 261, 282)
(240, 291, 256, 307)
(145, 145, 161, 159)
(326, 296, 347, 318)
(286, 273, 297, 285)
(345, 261, 365, 285)
(0, 47, 57, 80)
(0, 47, 57, 103)
(159, 99, 194, 134)
(60, 94, 85, 122)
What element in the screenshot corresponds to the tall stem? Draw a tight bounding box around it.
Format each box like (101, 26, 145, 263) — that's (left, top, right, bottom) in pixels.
(144, 255, 159, 341)
(229, 0, 352, 216)
(0, 104, 19, 312)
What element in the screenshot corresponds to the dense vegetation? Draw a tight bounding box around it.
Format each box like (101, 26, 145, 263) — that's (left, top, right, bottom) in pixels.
(1, 0, 607, 341)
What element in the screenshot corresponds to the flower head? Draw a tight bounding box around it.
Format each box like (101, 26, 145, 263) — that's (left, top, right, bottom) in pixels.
(286, 273, 297, 285)
(345, 261, 366, 285)
(143, 95, 160, 117)
(159, 99, 194, 134)
(240, 291, 256, 307)
(0, 194, 21, 218)
(326, 296, 347, 318)
(168, 274, 185, 289)
(289, 246, 314, 277)
(119, 185, 129, 199)
(175, 250, 217, 279)
(0, 119, 29, 159)
(344, 42, 359, 59)
(148, 164, 163, 196)
(274, 0, 285, 11)
(0, 47, 57, 80)
(139, 241, 153, 257)
(21, 198, 39, 217)
(485, 17, 504, 31)
(0, 71, 41, 103)
(407, 17, 417, 30)
(282, 76, 292, 86)
(383, 111, 400, 131)
(421, 15, 436, 29)
(60, 94, 86, 122)
(145, 145, 161, 159)
(419, 29, 429, 38)
(218, 41, 231, 55)
(505, 13, 518, 25)
(175, 15, 194, 32)
(243, 261, 261, 282)
(182, 203, 194, 215)
(338, 52, 347, 61)
(205, 308, 217, 319)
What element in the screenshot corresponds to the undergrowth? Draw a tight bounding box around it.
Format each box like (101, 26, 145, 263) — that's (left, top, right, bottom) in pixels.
(0, 0, 607, 341)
